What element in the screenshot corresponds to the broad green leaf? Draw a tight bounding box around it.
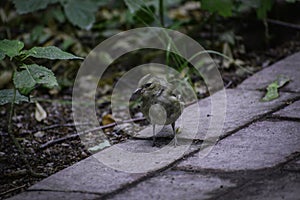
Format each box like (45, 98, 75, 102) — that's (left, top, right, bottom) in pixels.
(13, 64, 58, 95)
(23, 46, 82, 60)
(12, 0, 59, 14)
(0, 39, 24, 59)
(62, 0, 99, 30)
(0, 89, 29, 105)
(262, 75, 290, 102)
(201, 0, 233, 17)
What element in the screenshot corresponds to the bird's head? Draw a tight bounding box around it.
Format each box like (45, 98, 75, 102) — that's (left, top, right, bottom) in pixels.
(134, 74, 163, 98)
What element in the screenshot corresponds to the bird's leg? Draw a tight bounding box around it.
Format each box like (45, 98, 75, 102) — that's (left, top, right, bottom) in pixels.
(152, 124, 156, 147)
(171, 122, 177, 147)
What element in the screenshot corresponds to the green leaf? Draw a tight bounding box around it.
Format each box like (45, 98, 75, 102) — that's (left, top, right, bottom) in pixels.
(23, 46, 82, 60)
(262, 82, 279, 101)
(256, 0, 273, 19)
(12, 0, 59, 14)
(0, 89, 29, 105)
(201, 0, 233, 17)
(13, 64, 58, 95)
(0, 39, 24, 59)
(262, 75, 290, 102)
(62, 0, 99, 30)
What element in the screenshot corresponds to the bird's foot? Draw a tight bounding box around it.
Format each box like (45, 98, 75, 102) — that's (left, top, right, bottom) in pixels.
(170, 138, 178, 147)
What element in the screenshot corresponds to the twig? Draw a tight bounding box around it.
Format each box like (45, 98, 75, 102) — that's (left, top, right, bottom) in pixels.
(40, 117, 146, 149)
(0, 184, 27, 196)
(267, 18, 300, 30)
(225, 81, 232, 88)
(32, 122, 94, 133)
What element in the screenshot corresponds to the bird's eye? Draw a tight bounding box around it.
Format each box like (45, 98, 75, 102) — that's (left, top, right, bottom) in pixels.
(144, 83, 152, 88)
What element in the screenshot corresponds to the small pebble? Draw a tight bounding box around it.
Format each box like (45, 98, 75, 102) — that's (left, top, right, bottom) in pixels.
(34, 131, 45, 138)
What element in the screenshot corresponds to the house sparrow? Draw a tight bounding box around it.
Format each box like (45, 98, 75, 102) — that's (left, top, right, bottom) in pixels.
(134, 74, 184, 146)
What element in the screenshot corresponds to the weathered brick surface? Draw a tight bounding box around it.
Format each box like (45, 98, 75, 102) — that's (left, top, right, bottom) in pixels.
(238, 52, 300, 92)
(176, 121, 300, 171)
(109, 171, 236, 200)
(218, 172, 300, 200)
(273, 100, 300, 119)
(9, 191, 101, 200)
(28, 156, 144, 194)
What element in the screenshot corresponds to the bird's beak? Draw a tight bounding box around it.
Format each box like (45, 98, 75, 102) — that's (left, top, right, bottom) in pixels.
(133, 88, 142, 95)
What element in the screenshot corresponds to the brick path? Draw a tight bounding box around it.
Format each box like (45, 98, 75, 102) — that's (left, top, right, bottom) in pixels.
(9, 52, 300, 200)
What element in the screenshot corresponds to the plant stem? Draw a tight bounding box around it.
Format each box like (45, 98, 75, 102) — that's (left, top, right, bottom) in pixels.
(159, 0, 164, 27)
(263, 18, 270, 47)
(8, 84, 46, 177)
(8, 88, 29, 168)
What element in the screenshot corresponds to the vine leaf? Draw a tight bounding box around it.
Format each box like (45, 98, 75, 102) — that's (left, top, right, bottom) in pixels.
(12, 0, 59, 14)
(0, 89, 29, 105)
(22, 46, 83, 60)
(13, 64, 58, 96)
(62, 0, 99, 30)
(0, 39, 24, 59)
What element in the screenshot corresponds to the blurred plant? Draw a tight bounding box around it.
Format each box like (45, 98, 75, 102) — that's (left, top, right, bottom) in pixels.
(199, 0, 273, 19)
(11, 0, 110, 30)
(0, 39, 82, 176)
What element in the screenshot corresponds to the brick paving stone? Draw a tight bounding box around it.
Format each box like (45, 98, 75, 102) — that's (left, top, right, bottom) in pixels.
(238, 52, 300, 92)
(218, 172, 300, 200)
(8, 191, 101, 200)
(114, 139, 200, 153)
(92, 139, 201, 174)
(108, 170, 236, 200)
(134, 89, 297, 140)
(273, 100, 300, 119)
(28, 156, 145, 194)
(176, 121, 300, 171)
